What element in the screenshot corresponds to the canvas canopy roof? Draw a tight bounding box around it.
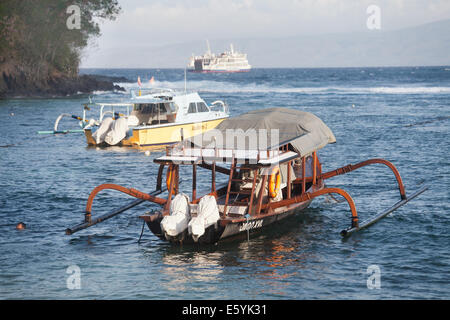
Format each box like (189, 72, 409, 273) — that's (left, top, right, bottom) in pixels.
(183, 108, 336, 157)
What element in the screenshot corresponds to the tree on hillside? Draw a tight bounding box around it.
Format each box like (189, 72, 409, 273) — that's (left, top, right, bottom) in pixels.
(0, 0, 121, 83)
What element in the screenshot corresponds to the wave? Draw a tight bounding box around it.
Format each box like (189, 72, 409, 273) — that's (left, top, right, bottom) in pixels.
(366, 86, 450, 94)
(110, 80, 450, 96)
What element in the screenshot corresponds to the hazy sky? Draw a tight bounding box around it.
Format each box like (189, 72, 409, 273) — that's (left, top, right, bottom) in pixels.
(81, 0, 450, 67)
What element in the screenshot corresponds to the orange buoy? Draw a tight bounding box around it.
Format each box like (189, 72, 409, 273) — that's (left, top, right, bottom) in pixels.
(166, 165, 174, 191)
(268, 166, 281, 198)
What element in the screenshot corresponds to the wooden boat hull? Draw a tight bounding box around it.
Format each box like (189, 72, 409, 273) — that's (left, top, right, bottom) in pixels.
(142, 198, 313, 245)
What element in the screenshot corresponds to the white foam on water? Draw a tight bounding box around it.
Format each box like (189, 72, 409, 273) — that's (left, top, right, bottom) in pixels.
(366, 86, 450, 94)
(107, 80, 450, 96)
(92, 90, 112, 95)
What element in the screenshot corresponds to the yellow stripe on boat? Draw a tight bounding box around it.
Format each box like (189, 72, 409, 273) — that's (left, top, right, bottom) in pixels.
(123, 117, 226, 147)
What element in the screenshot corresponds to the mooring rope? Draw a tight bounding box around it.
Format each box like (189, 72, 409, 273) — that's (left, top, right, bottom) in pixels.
(137, 220, 146, 243)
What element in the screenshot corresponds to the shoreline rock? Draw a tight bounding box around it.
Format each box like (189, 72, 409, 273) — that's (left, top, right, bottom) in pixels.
(0, 74, 128, 99)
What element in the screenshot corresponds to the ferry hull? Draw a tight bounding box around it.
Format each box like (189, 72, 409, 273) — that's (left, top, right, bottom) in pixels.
(188, 69, 251, 73)
(85, 117, 227, 148)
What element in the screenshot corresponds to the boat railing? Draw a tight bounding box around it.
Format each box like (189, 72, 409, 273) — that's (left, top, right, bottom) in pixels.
(131, 88, 202, 98)
(91, 103, 133, 123)
(143, 87, 174, 94)
(210, 100, 229, 114)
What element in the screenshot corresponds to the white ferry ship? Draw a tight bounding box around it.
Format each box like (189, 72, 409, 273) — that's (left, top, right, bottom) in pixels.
(187, 41, 251, 73)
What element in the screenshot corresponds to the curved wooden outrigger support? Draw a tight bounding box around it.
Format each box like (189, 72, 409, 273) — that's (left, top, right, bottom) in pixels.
(85, 183, 167, 223)
(320, 158, 406, 200)
(266, 187, 359, 228)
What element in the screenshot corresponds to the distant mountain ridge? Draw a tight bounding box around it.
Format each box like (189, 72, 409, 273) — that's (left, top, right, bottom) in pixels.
(83, 19, 450, 68)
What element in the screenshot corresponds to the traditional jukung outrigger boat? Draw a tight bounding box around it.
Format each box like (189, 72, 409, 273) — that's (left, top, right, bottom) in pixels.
(66, 108, 428, 243)
(40, 88, 230, 148)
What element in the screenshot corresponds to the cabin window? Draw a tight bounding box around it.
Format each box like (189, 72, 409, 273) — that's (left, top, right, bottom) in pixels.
(136, 103, 152, 114)
(197, 102, 209, 112)
(188, 102, 197, 113)
(169, 102, 178, 113)
(158, 103, 167, 114)
(134, 103, 169, 114)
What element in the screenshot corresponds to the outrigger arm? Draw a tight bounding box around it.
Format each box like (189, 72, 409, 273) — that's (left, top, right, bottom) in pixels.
(265, 187, 359, 228)
(321, 158, 407, 200)
(65, 184, 167, 235)
(84, 184, 167, 221)
(38, 112, 90, 134)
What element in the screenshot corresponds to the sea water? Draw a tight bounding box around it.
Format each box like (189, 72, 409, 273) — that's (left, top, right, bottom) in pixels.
(0, 67, 449, 299)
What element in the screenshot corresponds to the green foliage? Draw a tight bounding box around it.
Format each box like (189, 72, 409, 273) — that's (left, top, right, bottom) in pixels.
(0, 0, 121, 80)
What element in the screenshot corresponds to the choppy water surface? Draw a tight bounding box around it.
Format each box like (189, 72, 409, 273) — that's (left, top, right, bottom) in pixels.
(0, 67, 449, 299)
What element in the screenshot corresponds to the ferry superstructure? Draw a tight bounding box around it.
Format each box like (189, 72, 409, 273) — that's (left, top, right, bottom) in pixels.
(188, 41, 251, 73)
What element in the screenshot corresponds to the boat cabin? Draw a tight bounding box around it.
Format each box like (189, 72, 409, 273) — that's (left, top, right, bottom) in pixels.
(130, 90, 228, 127)
(154, 109, 334, 208)
(130, 100, 178, 125)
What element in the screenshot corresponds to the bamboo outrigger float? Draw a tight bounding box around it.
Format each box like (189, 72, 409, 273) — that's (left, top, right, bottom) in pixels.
(66, 108, 428, 244)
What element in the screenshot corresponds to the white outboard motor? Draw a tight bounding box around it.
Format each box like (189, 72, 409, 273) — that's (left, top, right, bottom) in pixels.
(161, 193, 191, 239)
(104, 117, 128, 146)
(92, 117, 114, 144)
(188, 195, 220, 242)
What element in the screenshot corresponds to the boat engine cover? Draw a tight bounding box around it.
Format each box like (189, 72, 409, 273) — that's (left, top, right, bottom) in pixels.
(188, 195, 220, 242)
(92, 117, 113, 144)
(105, 117, 128, 146)
(161, 193, 191, 238)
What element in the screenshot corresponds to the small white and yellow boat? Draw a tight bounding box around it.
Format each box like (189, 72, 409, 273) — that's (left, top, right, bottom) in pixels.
(83, 89, 230, 148)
